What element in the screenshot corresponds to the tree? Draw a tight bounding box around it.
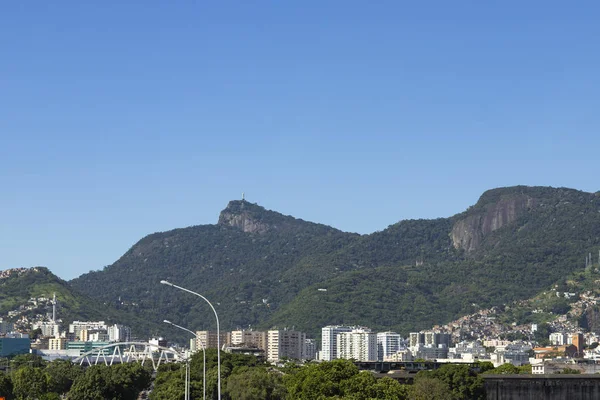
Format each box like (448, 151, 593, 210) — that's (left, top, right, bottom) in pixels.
(45, 359, 83, 395)
(11, 366, 48, 400)
(372, 376, 410, 400)
(68, 363, 151, 400)
(9, 354, 45, 370)
(284, 359, 359, 399)
(409, 377, 453, 400)
(415, 364, 485, 400)
(226, 367, 286, 400)
(484, 363, 519, 375)
(0, 372, 14, 400)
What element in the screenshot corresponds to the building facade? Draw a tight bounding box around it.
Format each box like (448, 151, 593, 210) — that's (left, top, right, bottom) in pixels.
(337, 328, 377, 362)
(195, 331, 231, 350)
(377, 332, 402, 361)
(321, 325, 353, 361)
(230, 330, 267, 350)
(267, 329, 305, 362)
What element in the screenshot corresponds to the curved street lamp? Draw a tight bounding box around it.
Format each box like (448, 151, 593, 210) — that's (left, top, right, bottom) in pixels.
(161, 280, 221, 400)
(163, 319, 206, 400)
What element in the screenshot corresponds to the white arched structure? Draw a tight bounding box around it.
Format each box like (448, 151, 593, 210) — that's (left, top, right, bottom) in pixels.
(73, 342, 185, 371)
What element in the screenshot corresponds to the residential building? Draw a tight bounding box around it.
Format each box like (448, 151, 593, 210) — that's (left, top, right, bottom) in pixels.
(32, 321, 60, 338)
(412, 344, 449, 360)
(337, 328, 377, 362)
(267, 329, 305, 362)
(304, 339, 317, 360)
(321, 325, 353, 361)
(377, 332, 402, 361)
(0, 319, 14, 334)
(195, 331, 231, 350)
(69, 321, 107, 340)
(409, 332, 425, 348)
(549, 332, 567, 346)
(108, 324, 131, 342)
(384, 349, 413, 362)
(230, 330, 267, 350)
(48, 337, 68, 350)
(424, 332, 451, 348)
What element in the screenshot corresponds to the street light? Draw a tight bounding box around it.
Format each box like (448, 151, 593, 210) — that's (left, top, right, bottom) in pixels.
(161, 280, 221, 400)
(163, 320, 206, 400)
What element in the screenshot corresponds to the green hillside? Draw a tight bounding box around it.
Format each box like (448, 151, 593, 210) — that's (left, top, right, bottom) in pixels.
(70, 186, 600, 338)
(0, 267, 163, 339)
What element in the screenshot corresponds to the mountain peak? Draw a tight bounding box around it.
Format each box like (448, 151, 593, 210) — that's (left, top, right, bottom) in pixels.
(217, 200, 284, 234)
(217, 200, 339, 235)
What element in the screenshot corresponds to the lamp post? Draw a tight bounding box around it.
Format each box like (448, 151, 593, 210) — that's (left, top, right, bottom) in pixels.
(164, 320, 206, 400)
(161, 280, 221, 400)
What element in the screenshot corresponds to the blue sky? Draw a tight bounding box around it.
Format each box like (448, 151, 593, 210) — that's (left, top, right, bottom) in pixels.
(1, 1, 599, 280)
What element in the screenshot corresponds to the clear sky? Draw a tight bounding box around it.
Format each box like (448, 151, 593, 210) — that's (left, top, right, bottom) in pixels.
(1, 1, 599, 280)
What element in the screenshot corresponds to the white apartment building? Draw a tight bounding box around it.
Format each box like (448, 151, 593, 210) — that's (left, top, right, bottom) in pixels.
(549, 332, 567, 346)
(230, 330, 267, 350)
(321, 325, 353, 361)
(377, 332, 402, 361)
(108, 324, 131, 342)
(33, 321, 60, 338)
(69, 321, 107, 340)
(267, 329, 305, 362)
(384, 349, 413, 362)
(337, 328, 377, 362)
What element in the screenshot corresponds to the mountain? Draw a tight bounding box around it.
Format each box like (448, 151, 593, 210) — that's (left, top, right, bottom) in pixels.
(70, 186, 600, 338)
(0, 266, 164, 339)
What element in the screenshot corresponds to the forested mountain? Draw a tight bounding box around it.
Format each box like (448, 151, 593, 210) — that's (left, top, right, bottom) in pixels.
(0, 267, 157, 336)
(69, 186, 600, 338)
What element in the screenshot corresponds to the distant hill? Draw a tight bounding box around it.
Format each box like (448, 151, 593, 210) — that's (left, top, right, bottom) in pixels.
(70, 187, 600, 338)
(0, 266, 163, 339)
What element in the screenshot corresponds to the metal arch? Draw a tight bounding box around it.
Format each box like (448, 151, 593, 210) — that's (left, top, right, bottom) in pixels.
(73, 342, 186, 371)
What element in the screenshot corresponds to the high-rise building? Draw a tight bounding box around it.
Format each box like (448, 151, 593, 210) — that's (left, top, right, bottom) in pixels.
(409, 332, 425, 348)
(337, 328, 377, 362)
(267, 329, 306, 362)
(48, 337, 67, 350)
(304, 339, 317, 360)
(69, 321, 107, 340)
(321, 325, 353, 361)
(107, 324, 131, 342)
(32, 321, 60, 338)
(549, 332, 566, 346)
(0, 319, 14, 334)
(424, 332, 451, 348)
(195, 331, 231, 350)
(230, 330, 267, 350)
(377, 332, 402, 361)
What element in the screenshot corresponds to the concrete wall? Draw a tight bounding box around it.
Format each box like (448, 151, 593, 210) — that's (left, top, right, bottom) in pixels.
(484, 375, 600, 400)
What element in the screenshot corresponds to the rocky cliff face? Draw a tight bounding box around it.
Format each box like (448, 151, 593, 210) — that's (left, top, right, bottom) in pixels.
(451, 194, 536, 252)
(217, 200, 272, 234)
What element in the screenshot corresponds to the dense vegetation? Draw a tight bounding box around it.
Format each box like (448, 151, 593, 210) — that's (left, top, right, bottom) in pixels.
(65, 186, 600, 340)
(0, 354, 151, 399)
